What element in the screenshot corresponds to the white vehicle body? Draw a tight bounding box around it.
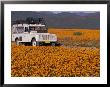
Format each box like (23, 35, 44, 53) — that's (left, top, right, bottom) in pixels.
(11, 24, 57, 46)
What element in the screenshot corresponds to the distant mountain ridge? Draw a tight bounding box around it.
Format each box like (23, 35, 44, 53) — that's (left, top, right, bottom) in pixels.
(11, 11, 100, 29)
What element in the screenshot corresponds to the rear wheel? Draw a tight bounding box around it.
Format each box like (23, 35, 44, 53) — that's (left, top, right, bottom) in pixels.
(15, 39, 19, 45)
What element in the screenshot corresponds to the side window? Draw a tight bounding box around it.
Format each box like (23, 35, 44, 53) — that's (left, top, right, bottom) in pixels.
(35, 27, 40, 30)
(16, 27, 24, 33)
(29, 27, 35, 31)
(25, 27, 28, 32)
(12, 26, 17, 34)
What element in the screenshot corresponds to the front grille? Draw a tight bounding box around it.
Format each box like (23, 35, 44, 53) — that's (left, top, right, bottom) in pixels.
(42, 35, 50, 40)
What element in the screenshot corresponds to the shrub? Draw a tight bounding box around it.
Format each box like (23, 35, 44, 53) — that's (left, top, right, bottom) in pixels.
(73, 32, 82, 35)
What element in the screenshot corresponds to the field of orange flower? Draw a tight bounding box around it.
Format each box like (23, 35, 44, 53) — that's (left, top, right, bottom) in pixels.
(11, 28, 100, 77)
(48, 29, 100, 48)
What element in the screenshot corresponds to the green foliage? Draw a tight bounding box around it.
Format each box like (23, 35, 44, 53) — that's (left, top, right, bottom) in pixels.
(73, 32, 82, 35)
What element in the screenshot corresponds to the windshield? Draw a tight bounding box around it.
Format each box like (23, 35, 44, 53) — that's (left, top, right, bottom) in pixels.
(29, 26, 47, 33)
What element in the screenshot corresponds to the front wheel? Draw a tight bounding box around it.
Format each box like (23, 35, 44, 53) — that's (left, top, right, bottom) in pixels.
(31, 39, 37, 46)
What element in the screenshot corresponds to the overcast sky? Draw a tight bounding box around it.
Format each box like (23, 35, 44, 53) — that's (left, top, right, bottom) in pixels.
(51, 11, 98, 14)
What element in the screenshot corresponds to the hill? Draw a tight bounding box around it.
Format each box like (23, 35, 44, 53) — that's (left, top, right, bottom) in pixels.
(11, 11, 100, 29)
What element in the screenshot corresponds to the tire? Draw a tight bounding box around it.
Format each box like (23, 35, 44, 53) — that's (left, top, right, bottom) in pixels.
(15, 39, 19, 45)
(31, 39, 37, 46)
(51, 42, 56, 46)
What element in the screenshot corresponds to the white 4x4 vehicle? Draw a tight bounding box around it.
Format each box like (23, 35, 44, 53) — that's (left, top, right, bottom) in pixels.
(11, 23, 57, 46)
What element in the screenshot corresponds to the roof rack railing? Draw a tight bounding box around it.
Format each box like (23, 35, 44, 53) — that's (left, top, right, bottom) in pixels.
(12, 17, 46, 25)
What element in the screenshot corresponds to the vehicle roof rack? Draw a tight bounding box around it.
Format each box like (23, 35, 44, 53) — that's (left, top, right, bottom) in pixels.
(12, 17, 46, 25)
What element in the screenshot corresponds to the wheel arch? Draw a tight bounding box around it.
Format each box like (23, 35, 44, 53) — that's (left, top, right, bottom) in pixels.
(31, 37, 36, 42)
(15, 37, 19, 41)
